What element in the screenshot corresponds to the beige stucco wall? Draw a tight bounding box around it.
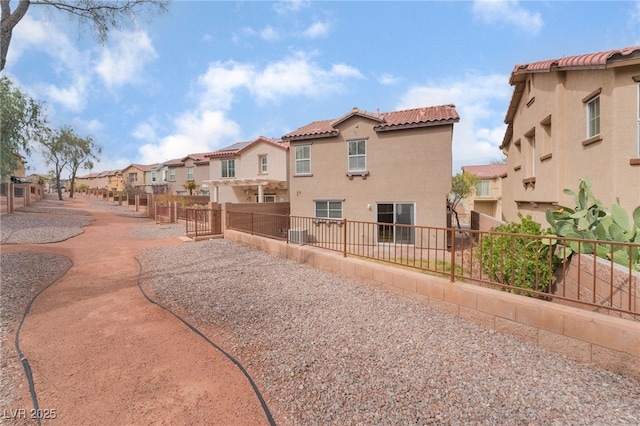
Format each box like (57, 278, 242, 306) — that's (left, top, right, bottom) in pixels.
(503, 65, 640, 224)
(289, 116, 453, 234)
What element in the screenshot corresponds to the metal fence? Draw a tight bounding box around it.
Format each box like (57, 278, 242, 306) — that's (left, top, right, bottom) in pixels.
(186, 207, 222, 237)
(227, 210, 639, 320)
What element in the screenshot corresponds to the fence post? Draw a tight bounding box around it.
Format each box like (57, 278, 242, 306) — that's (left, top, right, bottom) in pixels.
(343, 219, 347, 257)
(450, 227, 456, 282)
(251, 211, 254, 235)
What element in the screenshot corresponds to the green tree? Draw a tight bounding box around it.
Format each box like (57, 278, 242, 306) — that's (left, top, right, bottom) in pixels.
(0, 76, 47, 180)
(1, 0, 170, 71)
(39, 126, 75, 200)
(448, 171, 478, 229)
(183, 180, 198, 196)
(65, 132, 102, 198)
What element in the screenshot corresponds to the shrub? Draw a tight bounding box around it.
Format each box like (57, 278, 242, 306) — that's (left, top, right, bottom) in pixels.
(478, 214, 558, 296)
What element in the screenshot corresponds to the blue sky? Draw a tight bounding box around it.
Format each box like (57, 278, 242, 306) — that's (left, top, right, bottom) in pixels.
(4, 0, 640, 176)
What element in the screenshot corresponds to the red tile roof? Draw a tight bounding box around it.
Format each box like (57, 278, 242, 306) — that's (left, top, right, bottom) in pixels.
(462, 164, 508, 179)
(283, 105, 460, 140)
(501, 46, 640, 149)
(206, 136, 287, 158)
(511, 46, 640, 80)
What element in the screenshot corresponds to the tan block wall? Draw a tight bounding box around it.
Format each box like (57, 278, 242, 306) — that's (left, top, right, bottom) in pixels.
(225, 229, 640, 380)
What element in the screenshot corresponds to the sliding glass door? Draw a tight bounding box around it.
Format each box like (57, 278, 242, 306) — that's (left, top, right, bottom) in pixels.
(377, 203, 414, 244)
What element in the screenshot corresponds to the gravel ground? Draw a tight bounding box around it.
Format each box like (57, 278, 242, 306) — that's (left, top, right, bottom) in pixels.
(2, 195, 639, 425)
(138, 239, 640, 425)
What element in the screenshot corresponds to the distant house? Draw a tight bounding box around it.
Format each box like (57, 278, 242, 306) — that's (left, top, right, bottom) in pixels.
(500, 46, 640, 223)
(205, 136, 289, 203)
(282, 105, 459, 245)
(120, 164, 153, 192)
(461, 164, 508, 221)
(161, 153, 212, 196)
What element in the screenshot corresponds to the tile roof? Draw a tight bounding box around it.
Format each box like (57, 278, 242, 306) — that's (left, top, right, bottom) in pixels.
(501, 46, 640, 149)
(282, 105, 460, 140)
(510, 46, 640, 81)
(206, 136, 287, 158)
(462, 164, 508, 179)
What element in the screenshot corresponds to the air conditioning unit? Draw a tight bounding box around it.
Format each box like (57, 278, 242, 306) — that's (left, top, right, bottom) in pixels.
(288, 228, 308, 244)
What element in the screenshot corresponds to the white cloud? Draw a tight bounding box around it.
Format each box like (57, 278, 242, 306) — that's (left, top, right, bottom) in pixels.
(303, 21, 331, 38)
(260, 26, 280, 41)
(274, 0, 309, 14)
(472, 0, 543, 35)
(198, 53, 363, 105)
(137, 110, 241, 164)
(397, 73, 512, 172)
(95, 30, 158, 89)
(376, 73, 401, 85)
(136, 52, 363, 164)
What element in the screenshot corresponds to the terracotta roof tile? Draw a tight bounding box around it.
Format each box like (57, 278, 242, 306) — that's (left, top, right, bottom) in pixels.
(462, 164, 508, 179)
(283, 105, 459, 140)
(205, 136, 287, 158)
(511, 46, 640, 80)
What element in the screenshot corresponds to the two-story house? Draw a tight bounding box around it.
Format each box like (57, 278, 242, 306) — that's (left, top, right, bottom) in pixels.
(461, 164, 508, 221)
(159, 153, 212, 195)
(500, 46, 640, 223)
(120, 164, 154, 192)
(205, 136, 289, 203)
(281, 105, 459, 245)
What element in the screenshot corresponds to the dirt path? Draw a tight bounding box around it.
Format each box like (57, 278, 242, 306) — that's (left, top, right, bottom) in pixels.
(1, 197, 271, 425)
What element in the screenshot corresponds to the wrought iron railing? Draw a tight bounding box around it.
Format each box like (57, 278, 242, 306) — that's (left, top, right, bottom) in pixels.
(226, 210, 639, 319)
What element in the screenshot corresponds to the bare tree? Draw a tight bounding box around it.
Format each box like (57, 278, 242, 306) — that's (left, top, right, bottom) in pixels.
(1, 0, 170, 71)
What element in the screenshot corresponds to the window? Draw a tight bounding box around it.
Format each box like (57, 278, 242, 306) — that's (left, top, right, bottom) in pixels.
(315, 200, 342, 219)
(187, 167, 194, 180)
(263, 195, 276, 202)
(587, 96, 600, 138)
(222, 159, 235, 178)
(348, 139, 366, 172)
(168, 168, 176, 181)
(377, 203, 415, 244)
(151, 172, 157, 182)
(259, 155, 268, 173)
(295, 145, 311, 175)
(524, 128, 535, 178)
(129, 172, 137, 183)
(475, 180, 491, 197)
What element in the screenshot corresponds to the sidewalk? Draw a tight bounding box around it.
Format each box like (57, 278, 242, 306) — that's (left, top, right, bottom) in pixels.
(1, 195, 271, 425)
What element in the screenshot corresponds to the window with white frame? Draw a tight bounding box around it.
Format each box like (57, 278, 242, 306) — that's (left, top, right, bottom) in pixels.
(221, 159, 235, 178)
(129, 172, 137, 182)
(587, 95, 600, 138)
(187, 166, 194, 180)
(295, 145, 311, 175)
(259, 155, 268, 173)
(315, 200, 342, 219)
(348, 139, 366, 172)
(475, 180, 491, 197)
(151, 172, 157, 182)
(168, 168, 176, 181)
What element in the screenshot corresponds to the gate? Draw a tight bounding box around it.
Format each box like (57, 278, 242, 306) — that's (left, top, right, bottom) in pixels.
(185, 207, 222, 238)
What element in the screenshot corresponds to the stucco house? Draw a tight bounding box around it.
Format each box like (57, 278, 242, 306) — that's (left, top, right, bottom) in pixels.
(205, 136, 289, 203)
(461, 163, 508, 221)
(281, 105, 459, 245)
(161, 153, 212, 195)
(120, 164, 154, 192)
(500, 46, 640, 224)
